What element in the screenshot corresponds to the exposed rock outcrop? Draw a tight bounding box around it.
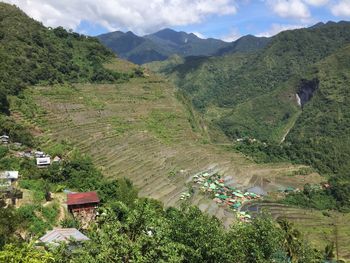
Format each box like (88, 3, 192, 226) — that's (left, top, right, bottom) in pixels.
(297, 78, 319, 108)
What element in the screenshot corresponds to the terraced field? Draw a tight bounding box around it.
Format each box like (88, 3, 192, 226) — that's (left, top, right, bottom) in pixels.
(14, 59, 321, 223)
(243, 202, 350, 261)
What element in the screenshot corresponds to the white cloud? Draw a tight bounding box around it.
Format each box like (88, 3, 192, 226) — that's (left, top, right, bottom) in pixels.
(221, 28, 241, 42)
(193, 32, 206, 39)
(303, 0, 329, 6)
(331, 0, 350, 16)
(267, 0, 310, 19)
(3, 0, 237, 34)
(256, 23, 307, 37)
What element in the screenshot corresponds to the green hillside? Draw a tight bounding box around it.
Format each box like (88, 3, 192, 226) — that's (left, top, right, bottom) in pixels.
(151, 21, 350, 146)
(148, 21, 350, 212)
(284, 44, 350, 207)
(0, 2, 136, 147)
(0, 3, 130, 115)
(215, 34, 271, 56)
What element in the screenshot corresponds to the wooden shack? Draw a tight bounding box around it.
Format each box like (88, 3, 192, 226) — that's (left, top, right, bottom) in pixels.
(67, 191, 100, 213)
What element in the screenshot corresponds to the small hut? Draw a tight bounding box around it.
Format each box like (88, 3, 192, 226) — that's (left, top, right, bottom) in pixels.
(39, 228, 89, 245)
(67, 191, 100, 214)
(0, 135, 9, 144)
(36, 157, 51, 168)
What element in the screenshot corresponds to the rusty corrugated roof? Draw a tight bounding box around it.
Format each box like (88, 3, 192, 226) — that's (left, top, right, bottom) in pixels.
(67, 191, 100, 205)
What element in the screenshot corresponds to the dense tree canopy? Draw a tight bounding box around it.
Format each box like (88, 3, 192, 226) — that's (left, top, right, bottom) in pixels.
(0, 3, 130, 114)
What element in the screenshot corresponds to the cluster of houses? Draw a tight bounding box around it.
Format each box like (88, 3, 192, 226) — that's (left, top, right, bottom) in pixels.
(38, 191, 100, 246)
(0, 138, 58, 204)
(0, 167, 98, 246)
(0, 170, 19, 186)
(16, 149, 62, 168)
(1, 134, 61, 168)
(1, 134, 97, 246)
(1, 134, 22, 148)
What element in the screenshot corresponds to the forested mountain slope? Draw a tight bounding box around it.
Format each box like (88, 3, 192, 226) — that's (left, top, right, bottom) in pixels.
(0, 2, 133, 147)
(148, 21, 350, 211)
(150, 21, 350, 144)
(0, 3, 128, 115)
(215, 34, 271, 56)
(287, 44, 350, 174)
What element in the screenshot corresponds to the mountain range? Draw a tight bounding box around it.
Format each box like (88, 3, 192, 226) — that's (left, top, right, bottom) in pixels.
(146, 21, 350, 178)
(97, 28, 270, 64)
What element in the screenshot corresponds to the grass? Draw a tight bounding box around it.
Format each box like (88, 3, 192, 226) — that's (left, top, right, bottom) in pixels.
(145, 110, 183, 144)
(19, 179, 46, 203)
(103, 58, 137, 74)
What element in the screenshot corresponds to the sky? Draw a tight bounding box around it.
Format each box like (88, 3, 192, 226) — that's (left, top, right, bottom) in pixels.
(3, 0, 350, 41)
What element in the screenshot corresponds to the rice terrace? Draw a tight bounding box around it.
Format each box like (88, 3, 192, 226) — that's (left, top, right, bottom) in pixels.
(14, 60, 317, 207)
(2, 2, 350, 260)
(11, 58, 350, 258)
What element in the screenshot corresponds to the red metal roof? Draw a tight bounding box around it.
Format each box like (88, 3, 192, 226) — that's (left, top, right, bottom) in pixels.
(67, 191, 100, 206)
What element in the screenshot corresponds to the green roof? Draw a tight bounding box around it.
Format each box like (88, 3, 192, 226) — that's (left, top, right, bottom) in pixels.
(219, 195, 228, 199)
(233, 192, 244, 198)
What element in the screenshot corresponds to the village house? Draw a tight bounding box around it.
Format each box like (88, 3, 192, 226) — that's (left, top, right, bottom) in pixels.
(67, 191, 100, 214)
(0, 171, 20, 185)
(0, 171, 23, 205)
(23, 149, 33, 158)
(67, 191, 100, 228)
(39, 228, 89, 246)
(36, 156, 51, 168)
(0, 135, 9, 144)
(35, 151, 46, 158)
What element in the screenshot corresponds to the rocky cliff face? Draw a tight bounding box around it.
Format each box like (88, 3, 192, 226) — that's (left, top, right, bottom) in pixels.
(297, 78, 319, 107)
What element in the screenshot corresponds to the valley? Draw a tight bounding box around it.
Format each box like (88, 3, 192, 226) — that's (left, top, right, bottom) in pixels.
(14, 60, 350, 260)
(2, 2, 350, 261)
(13, 59, 321, 223)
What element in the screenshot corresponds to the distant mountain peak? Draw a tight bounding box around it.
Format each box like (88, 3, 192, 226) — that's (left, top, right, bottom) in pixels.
(97, 27, 271, 64)
(310, 22, 325, 29)
(155, 28, 177, 34)
(126, 31, 136, 35)
(309, 20, 350, 29)
(149, 28, 199, 45)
